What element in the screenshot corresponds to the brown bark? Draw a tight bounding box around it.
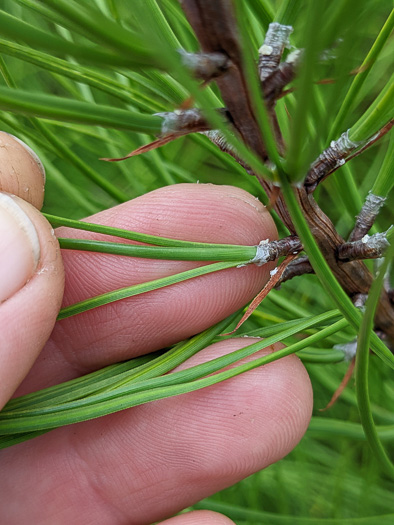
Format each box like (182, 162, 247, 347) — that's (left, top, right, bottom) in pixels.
(181, 0, 268, 161)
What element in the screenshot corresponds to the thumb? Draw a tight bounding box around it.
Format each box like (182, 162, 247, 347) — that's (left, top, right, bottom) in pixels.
(0, 135, 64, 408)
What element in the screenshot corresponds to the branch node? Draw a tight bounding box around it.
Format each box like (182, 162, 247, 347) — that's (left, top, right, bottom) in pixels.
(250, 239, 270, 266)
(331, 129, 360, 151)
(154, 108, 228, 137)
(154, 109, 207, 136)
(178, 49, 231, 81)
(249, 236, 302, 266)
(334, 339, 358, 361)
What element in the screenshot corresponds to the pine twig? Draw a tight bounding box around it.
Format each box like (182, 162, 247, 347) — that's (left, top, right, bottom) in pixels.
(258, 22, 293, 82)
(305, 121, 393, 193)
(274, 228, 391, 288)
(202, 129, 250, 170)
(349, 191, 387, 242)
(101, 108, 230, 161)
(154, 108, 228, 137)
(337, 229, 392, 262)
(304, 130, 361, 193)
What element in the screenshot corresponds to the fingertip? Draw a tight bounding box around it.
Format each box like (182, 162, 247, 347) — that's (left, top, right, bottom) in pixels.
(160, 338, 313, 475)
(158, 510, 235, 525)
(0, 132, 45, 209)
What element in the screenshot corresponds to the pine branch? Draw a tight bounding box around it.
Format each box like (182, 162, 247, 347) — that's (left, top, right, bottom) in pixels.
(305, 121, 393, 193)
(179, 1, 394, 345)
(304, 130, 360, 193)
(202, 129, 250, 170)
(276, 228, 392, 289)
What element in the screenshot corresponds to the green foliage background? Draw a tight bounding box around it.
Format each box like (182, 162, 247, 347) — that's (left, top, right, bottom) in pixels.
(0, 0, 392, 522)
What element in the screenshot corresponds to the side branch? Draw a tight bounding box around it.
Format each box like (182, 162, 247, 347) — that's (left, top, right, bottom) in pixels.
(201, 129, 295, 231)
(304, 130, 360, 193)
(250, 236, 302, 265)
(275, 228, 392, 288)
(102, 109, 229, 161)
(337, 229, 391, 262)
(349, 191, 387, 242)
(179, 50, 231, 81)
(305, 121, 393, 193)
(258, 22, 293, 82)
(202, 129, 249, 170)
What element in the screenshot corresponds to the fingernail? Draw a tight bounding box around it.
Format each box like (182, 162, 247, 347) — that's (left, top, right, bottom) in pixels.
(0, 193, 40, 303)
(4, 132, 46, 183)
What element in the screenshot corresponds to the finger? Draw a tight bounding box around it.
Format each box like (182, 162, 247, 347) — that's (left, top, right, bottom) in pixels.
(158, 510, 235, 524)
(0, 132, 45, 210)
(17, 183, 278, 393)
(1, 339, 313, 525)
(0, 133, 64, 408)
(0, 194, 64, 408)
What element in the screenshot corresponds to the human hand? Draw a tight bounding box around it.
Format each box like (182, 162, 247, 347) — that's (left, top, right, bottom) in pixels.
(0, 133, 313, 524)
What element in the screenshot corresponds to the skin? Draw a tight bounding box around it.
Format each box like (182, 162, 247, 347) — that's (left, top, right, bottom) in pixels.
(0, 146, 313, 524)
(0, 131, 45, 209)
